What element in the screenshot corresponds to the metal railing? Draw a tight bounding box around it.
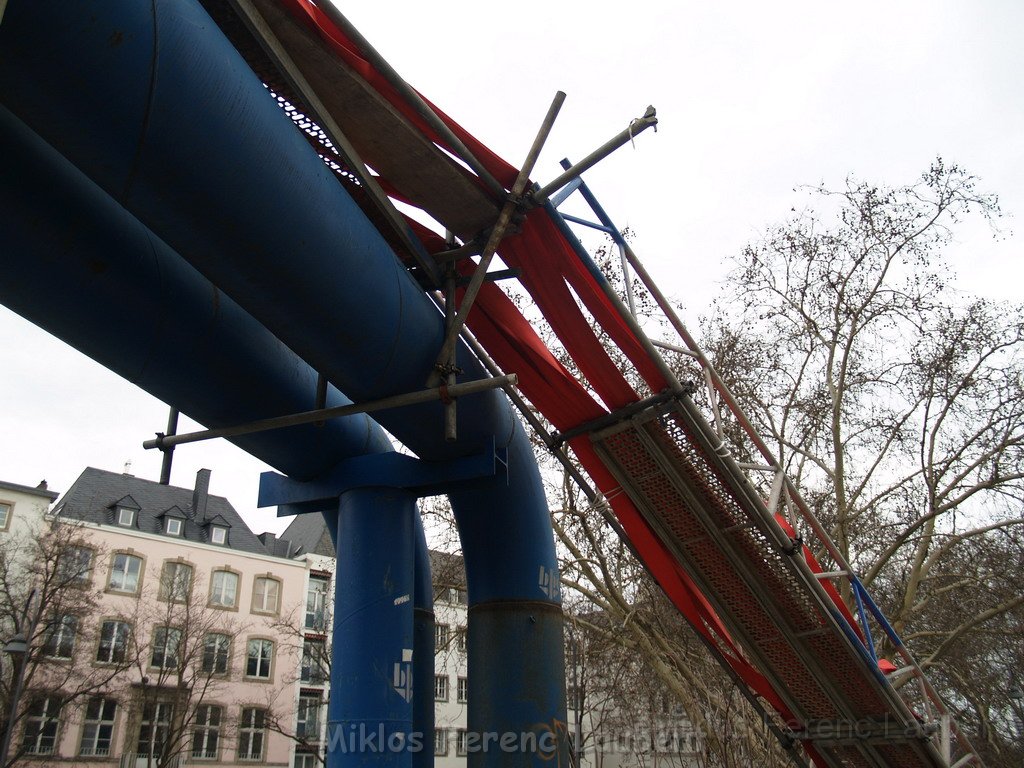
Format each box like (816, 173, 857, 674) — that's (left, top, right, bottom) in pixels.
(542, 169, 983, 767)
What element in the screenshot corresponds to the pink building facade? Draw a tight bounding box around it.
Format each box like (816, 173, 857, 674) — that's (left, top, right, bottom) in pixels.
(1, 468, 319, 768)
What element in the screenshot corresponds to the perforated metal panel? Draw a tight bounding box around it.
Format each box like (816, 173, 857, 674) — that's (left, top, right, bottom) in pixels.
(592, 400, 945, 768)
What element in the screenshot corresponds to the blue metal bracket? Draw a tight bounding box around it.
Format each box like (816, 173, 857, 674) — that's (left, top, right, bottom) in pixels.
(259, 438, 508, 516)
(554, 157, 629, 248)
(549, 176, 584, 209)
(558, 212, 618, 236)
(544, 156, 634, 290)
(851, 578, 879, 662)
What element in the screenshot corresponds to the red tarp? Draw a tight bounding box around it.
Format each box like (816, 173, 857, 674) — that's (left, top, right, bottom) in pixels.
(282, 0, 826, 748)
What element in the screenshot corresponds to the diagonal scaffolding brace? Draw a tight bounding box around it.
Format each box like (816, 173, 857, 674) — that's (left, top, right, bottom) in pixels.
(426, 90, 566, 393)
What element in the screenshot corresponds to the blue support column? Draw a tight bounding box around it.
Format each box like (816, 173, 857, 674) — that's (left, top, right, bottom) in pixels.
(331, 487, 418, 768)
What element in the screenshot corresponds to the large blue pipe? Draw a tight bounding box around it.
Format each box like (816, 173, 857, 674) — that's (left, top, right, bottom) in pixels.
(0, 104, 388, 475)
(0, 1, 566, 765)
(0, 102, 433, 764)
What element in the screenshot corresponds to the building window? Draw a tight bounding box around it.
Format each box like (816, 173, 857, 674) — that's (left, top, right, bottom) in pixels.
(296, 696, 322, 741)
(109, 553, 142, 593)
(191, 704, 222, 760)
(456, 729, 468, 756)
(0, 501, 11, 530)
(79, 696, 117, 756)
(238, 707, 266, 761)
(294, 750, 319, 768)
(116, 506, 136, 527)
(96, 620, 131, 664)
(22, 695, 62, 755)
(434, 674, 448, 702)
(210, 525, 227, 545)
(434, 623, 449, 651)
(457, 625, 467, 652)
(137, 702, 173, 758)
(159, 561, 193, 602)
(252, 576, 281, 614)
(305, 575, 329, 630)
(166, 517, 183, 536)
(151, 626, 182, 669)
(42, 614, 77, 659)
(457, 676, 468, 704)
(202, 633, 231, 674)
(59, 545, 94, 586)
(434, 728, 449, 756)
(209, 569, 239, 608)
(246, 638, 274, 679)
(301, 639, 328, 685)
(439, 586, 467, 605)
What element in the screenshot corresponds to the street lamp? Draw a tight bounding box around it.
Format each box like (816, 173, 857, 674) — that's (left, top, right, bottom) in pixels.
(2, 633, 28, 657)
(0, 588, 39, 768)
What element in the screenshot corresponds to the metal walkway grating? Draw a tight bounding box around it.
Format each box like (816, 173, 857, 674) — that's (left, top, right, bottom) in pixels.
(591, 398, 945, 768)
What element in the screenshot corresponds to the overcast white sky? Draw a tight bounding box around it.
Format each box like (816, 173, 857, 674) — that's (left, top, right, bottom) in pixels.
(2, 1, 1021, 534)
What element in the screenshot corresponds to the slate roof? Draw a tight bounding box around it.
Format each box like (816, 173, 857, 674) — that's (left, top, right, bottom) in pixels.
(258, 531, 302, 559)
(53, 467, 276, 557)
(280, 511, 335, 558)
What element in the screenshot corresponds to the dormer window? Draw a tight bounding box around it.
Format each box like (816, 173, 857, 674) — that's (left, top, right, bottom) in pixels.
(117, 507, 136, 527)
(210, 526, 227, 546)
(166, 518, 183, 536)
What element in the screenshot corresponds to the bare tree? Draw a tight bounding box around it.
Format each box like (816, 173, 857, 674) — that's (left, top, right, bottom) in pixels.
(262, 600, 329, 766)
(114, 564, 254, 768)
(0, 519, 131, 768)
(701, 159, 1023, 765)
(552, 471, 792, 768)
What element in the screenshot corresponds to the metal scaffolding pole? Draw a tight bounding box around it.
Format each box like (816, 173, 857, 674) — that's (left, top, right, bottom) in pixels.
(426, 91, 566, 388)
(143, 375, 517, 451)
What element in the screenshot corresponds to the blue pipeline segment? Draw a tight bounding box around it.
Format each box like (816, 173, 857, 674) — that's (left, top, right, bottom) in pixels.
(0, 0, 566, 763)
(0, 0, 436, 403)
(0, 0, 558, 605)
(0, 102, 439, 766)
(331, 488, 418, 768)
(0, 104, 389, 478)
(468, 604, 570, 768)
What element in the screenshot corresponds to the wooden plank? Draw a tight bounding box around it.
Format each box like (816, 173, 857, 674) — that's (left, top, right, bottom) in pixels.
(250, 0, 501, 242)
(227, 0, 441, 284)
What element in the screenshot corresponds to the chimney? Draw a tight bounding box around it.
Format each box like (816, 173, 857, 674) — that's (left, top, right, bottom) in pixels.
(192, 469, 211, 521)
